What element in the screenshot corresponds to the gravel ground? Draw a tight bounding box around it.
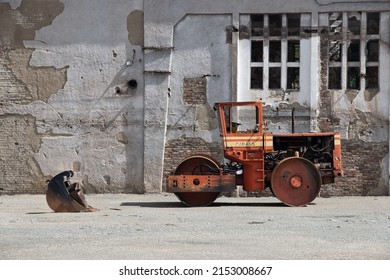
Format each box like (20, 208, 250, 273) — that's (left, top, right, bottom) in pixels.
(0, 194, 389, 260)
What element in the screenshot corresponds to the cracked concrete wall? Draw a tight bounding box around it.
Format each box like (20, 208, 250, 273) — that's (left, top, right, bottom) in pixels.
(1, 0, 145, 194)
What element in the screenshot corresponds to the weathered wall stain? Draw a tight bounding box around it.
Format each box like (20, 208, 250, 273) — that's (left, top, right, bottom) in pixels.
(7, 48, 68, 102)
(127, 10, 144, 46)
(196, 103, 219, 131)
(0, 0, 64, 47)
(0, 0, 67, 104)
(0, 49, 33, 104)
(364, 89, 380, 102)
(346, 90, 359, 104)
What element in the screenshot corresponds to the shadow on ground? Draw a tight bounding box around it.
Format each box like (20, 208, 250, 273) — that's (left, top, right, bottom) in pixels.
(120, 201, 289, 208)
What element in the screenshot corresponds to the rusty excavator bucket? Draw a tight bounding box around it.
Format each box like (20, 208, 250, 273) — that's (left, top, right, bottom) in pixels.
(46, 170, 97, 212)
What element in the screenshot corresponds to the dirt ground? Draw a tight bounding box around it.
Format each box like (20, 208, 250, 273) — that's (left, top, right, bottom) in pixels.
(0, 194, 389, 260)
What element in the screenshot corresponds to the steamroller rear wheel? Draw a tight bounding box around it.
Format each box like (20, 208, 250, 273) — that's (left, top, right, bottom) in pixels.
(271, 157, 321, 207)
(174, 155, 221, 207)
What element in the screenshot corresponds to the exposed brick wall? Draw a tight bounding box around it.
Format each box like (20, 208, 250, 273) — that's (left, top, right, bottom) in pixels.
(0, 49, 34, 104)
(0, 1, 66, 194)
(1, 48, 68, 104)
(321, 140, 389, 196)
(0, 1, 64, 48)
(163, 137, 223, 190)
(0, 115, 47, 194)
(318, 26, 341, 132)
(317, 25, 388, 197)
(182, 77, 207, 105)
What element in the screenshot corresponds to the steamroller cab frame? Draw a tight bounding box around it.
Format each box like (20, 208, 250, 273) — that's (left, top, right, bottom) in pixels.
(167, 102, 343, 207)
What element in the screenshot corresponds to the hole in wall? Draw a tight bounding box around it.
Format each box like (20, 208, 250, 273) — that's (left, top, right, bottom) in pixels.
(128, 79, 137, 89)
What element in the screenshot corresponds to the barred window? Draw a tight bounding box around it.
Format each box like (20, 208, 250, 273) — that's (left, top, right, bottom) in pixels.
(328, 12, 380, 90)
(250, 13, 302, 90)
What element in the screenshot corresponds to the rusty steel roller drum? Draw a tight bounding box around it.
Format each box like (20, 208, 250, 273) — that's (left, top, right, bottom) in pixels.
(271, 157, 322, 207)
(174, 155, 221, 207)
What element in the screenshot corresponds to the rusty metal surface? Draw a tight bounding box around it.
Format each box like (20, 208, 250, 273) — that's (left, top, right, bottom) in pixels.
(332, 133, 343, 176)
(271, 157, 322, 207)
(167, 174, 236, 193)
(46, 170, 97, 212)
(171, 155, 223, 207)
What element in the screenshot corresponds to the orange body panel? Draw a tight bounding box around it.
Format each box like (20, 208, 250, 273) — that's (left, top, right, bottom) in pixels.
(214, 102, 343, 192)
(215, 102, 266, 192)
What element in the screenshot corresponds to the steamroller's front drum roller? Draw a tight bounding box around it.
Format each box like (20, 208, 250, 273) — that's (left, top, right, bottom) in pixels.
(271, 157, 321, 207)
(174, 155, 221, 207)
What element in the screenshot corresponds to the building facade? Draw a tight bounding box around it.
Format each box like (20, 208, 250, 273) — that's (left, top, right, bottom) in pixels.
(1, 0, 389, 196)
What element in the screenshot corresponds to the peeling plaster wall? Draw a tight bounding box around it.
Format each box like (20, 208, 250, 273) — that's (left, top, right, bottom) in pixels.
(145, 0, 390, 195)
(162, 15, 232, 184)
(1, 0, 145, 194)
(143, 14, 232, 192)
(317, 12, 390, 196)
(168, 14, 232, 140)
(0, 0, 66, 194)
(1, 0, 390, 196)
